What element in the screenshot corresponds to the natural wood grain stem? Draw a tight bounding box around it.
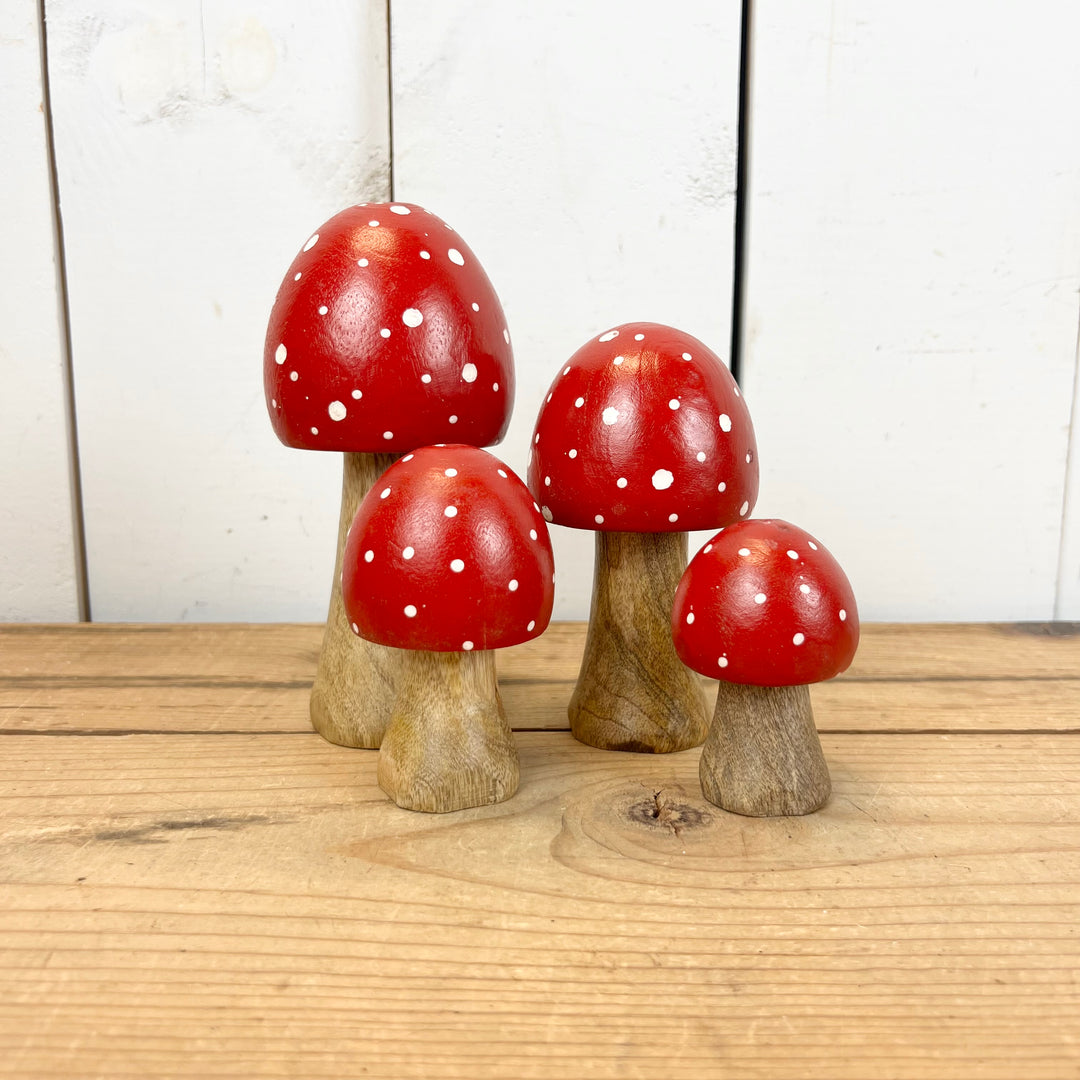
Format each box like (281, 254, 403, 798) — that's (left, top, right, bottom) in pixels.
(309, 451, 399, 748)
(569, 531, 709, 753)
(378, 649, 519, 812)
(701, 681, 831, 816)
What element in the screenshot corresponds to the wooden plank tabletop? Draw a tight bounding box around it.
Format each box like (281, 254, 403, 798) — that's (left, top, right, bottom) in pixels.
(1, 622, 1078, 1078)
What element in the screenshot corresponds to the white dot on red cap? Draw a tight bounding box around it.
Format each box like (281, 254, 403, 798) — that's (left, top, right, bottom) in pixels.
(738, 548, 750, 557)
(449, 415, 458, 424)
(540, 507, 553, 523)
(527, 620, 536, 632)
(574, 397, 584, 408)
(302, 233, 319, 251)
(809, 541, 819, 551)
(718, 656, 728, 668)
(328, 401, 346, 421)
(497, 469, 507, 478)
(613, 355, 624, 365)
(740, 501, 749, 515)
(419, 250, 430, 260)
(652, 469, 674, 490)
(472, 302, 479, 312)
(733, 385, 741, 397)
(717, 481, 726, 492)
(602, 407, 619, 425)
(357, 258, 368, 267)
(800, 584, 811, 595)
(403, 546, 414, 559)
(448, 248, 465, 265)
(318, 305, 328, 315)
(493, 382, 499, 391)
(351, 389, 362, 400)
(544, 476, 551, 486)
(444, 468, 457, 477)
(402, 308, 423, 327)
(595, 514, 604, 524)
(616, 477, 627, 488)
(462, 640, 473, 650)
(351, 622, 358, 634)
(746, 451, 753, 464)
(562, 367, 571, 376)
(686, 612, 695, 624)
(787, 550, 799, 560)
(364, 550, 374, 563)
(450, 559, 464, 573)
(634, 333, 644, 341)
(534, 433, 540, 444)
(444, 506, 457, 518)
(598, 330, 619, 342)
(421, 373, 432, 384)
(294, 272, 301, 281)
(275, 344, 287, 364)
(754, 593, 766, 604)
(568, 448, 577, 459)
(719, 414, 732, 432)
(668, 399, 680, 410)
(668, 513, 679, 523)
(682, 352, 692, 361)
(508, 579, 518, 591)
(380, 328, 391, 339)
(390, 205, 410, 215)
(696, 452, 706, 462)
(404, 604, 416, 617)
(289, 371, 298, 382)
(703, 543, 713, 553)
(271, 398, 276, 408)
(503, 329, 510, 344)
(462, 363, 477, 383)
(793, 633, 805, 646)
(310, 426, 318, 435)
(402, 454, 413, 462)
(839, 609, 847, 621)
(380, 487, 390, 499)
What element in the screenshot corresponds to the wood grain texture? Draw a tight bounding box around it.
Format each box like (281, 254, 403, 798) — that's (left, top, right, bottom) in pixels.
(0, 2, 79, 620)
(702, 682, 830, 816)
(570, 532, 708, 753)
(378, 649, 518, 812)
(309, 451, 398, 748)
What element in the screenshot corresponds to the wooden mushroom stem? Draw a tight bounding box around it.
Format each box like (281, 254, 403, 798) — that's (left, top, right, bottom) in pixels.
(700, 682, 831, 816)
(570, 531, 709, 753)
(310, 450, 400, 748)
(378, 649, 520, 813)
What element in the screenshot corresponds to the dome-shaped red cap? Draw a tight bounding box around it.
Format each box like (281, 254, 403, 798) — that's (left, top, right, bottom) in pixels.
(265, 204, 513, 453)
(672, 519, 859, 686)
(342, 445, 554, 652)
(527, 322, 758, 532)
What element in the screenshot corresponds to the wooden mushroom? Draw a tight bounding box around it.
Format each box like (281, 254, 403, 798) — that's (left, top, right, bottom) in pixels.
(672, 519, 860, 816)
(528, 322, 758, 753)
(341, 444, 554, 812)
(264, 203, 514, 748)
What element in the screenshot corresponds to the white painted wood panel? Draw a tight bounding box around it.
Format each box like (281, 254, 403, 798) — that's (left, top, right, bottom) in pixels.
(46, 0, 390, 620)
(740, 2, 1080, 621)
(0, 3, 80, 621)
(1056, 337, 1080, 619)
(391, 0, 744, 620)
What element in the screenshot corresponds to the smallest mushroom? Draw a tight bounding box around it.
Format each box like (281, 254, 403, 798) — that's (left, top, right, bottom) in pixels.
(671, 519, 859, 816)
(342, 444, 554, 812)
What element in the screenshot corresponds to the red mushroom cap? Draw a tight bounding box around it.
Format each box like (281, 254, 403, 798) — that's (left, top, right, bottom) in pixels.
(264, 203, 514, 453)
(672, 519, 859, 687)
(342, 445, 554, 652)
(527, 322, 758, 532)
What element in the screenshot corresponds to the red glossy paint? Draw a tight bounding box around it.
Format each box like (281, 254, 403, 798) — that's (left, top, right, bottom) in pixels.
(672, 519, 859, 687)
(527, 323, 757, 532)
(342, 445, 554, 653)
(264, 203, 513, 453)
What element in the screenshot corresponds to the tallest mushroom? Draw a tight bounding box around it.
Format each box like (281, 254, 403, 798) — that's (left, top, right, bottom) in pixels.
(529, 322, 758, 753)
(265, 203, 514, 748)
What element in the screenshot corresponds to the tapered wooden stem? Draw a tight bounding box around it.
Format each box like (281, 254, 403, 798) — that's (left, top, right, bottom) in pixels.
(569, 531, 709, 753)
(377, 650, 519, 812)
(701, 682, 831, 816)
(309, 451, 399, 748)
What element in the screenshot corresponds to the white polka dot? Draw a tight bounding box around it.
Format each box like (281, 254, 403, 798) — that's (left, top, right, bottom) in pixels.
(696, 452, 706, 463)
(364, 550, 374, 563)
(450, 559, 465, 573)
(497, 469, 507, 478)
(839, 609, 847, 621)
(718, 656, 728, 668)
(530, 528, 538, 540)
(800, 584, 811, 595)
(444, 468, 457, 477)
(380, 328, 391, 338)
(733, 385, 741, 397)
(534, 433, 540, 444)
(421, 373, 432, 384)
(617, 477, 628, 488)
(351, 389, 362, 400)
(444, 506, 457, 518)
(402, 308, 423, 327)
(403, 547, 415, 560)
(652, 469, 674, 490)
(668, 399, 680, 410)
(793, 633, 806, 646)
(404, 605, 417, 617)
(686, 612, 695, 624)
(540, 506, 553, 522)
(717, 481, 726, 492)
(274, 344, 287, 364)
(318, 305, 328, 315)
(719, 414, 732, 432)
(271, 399, 276, 408)
(368, 220, 380, 227)
(419, 250, 430, 260)
(310, 426, 319, 435)
(745, 452, 753, 464)
(294, 272, 301, 281)
(502, 329, 510, 344)
(634, 333, 644, 341)
(379, 487, 390, 499)
(472, 302, 480, 311)
(613, 355, 624, 366)
(449, 415, 458, 424)
(668, 513, 679, 523)
(754, 593, 766, 605)
(448, 248, 465, 265)
(508, 579, 518, 591)
(682, 352, 692, 361)
(462, 363, 477, 383)
(568, 448, 577, 459)
(358, 258, 369, 267)
(289, 371, 299, 382)
(383, 431, 393, 440)
(738, 548, 750, 557)
(787, 550, 799, 560)
(544, 476, 551, 486)
(574, 397, 585, 408)
(594, 514, 604, 524)
(462, 640, 474, 651)
(493, 382, 499, 391)
(703, 544, 713, 553)
(328, 401, 346, 421)
(389, 204, 410, 215)
(527, 620, 536, 632)
(563, 366, 571, 376)
(740, 501, 749, 516)
(602, 407, 619, 425)
(302, 233, 319, 251)
(351, 622, 359, 634)
(402, 454, 414, 462)
(598, 330, 619, 342)
(546, 393, 553, 403)
(809, 541, 819, 551)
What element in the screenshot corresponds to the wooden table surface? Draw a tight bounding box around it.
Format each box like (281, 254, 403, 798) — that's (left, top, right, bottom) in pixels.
(1, 622, 1078, 1078)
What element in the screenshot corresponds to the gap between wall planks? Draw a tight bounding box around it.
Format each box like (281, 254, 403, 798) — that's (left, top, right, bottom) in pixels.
(1, 622, 1078, 737)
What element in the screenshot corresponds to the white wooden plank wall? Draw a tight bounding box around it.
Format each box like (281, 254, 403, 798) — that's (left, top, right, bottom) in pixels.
(0, 1, 81, 621)
(391, 0, 744, 619)
(740, 1, 1080, 621)
(44, 0, 390, 620)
